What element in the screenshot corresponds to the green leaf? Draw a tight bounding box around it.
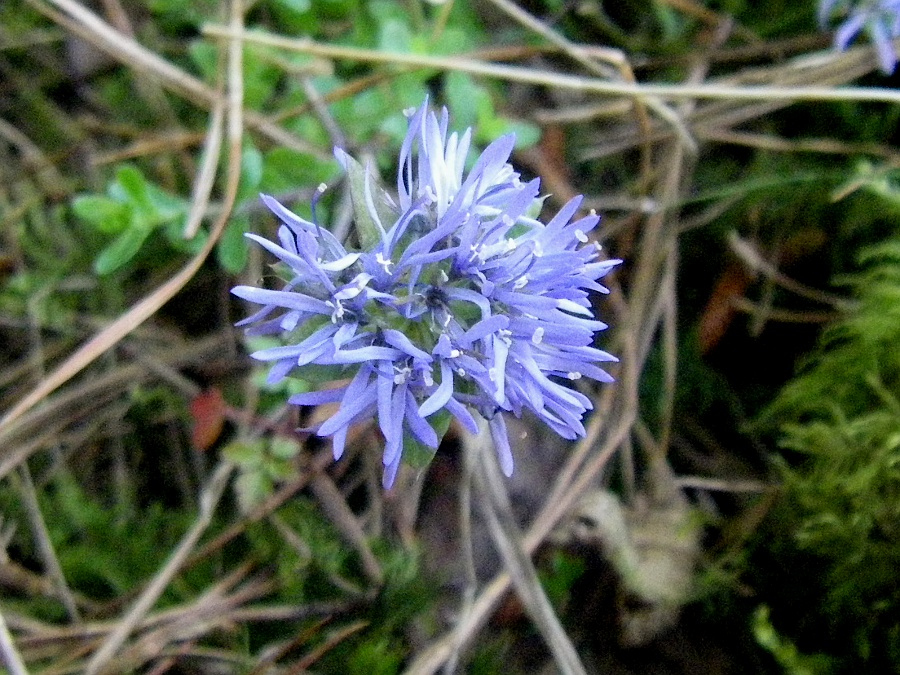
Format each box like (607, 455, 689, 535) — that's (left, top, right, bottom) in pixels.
(264, 457, 297, 481)
(109, 165, 187, 233)
(163, 217, 207, 253)
(144, 180, 188, 222)
(340, 151, 398, 249)
(72, 195, 131, 234)
(378, 17, 412, 52)
(222, 439, 265, 467)
(114, 165, 155, 216)
(269, 436, 301, 460)
(93, 225, 152, 275)
(261, 148, 337, 194)
(403, 410, 451, 470)
(403, 434, 437, 469)
(497, 118, 541, 150)
(188, 41, 219, 83)
(237, 139, 264, 203)
(244, 46, 283, 109)
(432, 26, 474, 55)
(293, 363, 349, 387)
(272, 0, 311, 13)
(217, 215, 250, 273)
(235, 469, 273, 513)
(445, 71, 485, 129)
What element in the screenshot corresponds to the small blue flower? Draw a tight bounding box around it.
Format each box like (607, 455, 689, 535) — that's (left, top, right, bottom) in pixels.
(820, 0, 900, 73)
(233, 101, 620, 488)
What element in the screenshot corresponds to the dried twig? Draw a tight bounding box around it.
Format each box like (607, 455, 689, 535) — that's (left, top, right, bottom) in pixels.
(0, 606, 28, 675)
(201, 27, 900, 104)
(83, 461, 234, 675)
(469, 419, 589, 675)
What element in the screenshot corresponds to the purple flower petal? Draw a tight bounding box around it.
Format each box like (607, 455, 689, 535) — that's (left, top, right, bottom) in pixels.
(332, 425, 348, 460)
(317, 368, 376, 437)
(383, 329, 432, 362)
(330, 346, 402, 364)
(382, 382, 407, 468)
(446, 396, 479, 434)
(459, 315, 509, 348)
(235, 99, 620, 488)
(232, 286, 331, 314)
(405, 390, 439, 448)
(288, 387, 347, 406)
(489, 414, 514, 477)
(419, 360, 454, 417)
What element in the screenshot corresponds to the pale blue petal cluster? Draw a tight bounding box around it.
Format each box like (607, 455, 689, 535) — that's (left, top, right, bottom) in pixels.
(820, 0, 900, 73)
(233, 101, 620, 487)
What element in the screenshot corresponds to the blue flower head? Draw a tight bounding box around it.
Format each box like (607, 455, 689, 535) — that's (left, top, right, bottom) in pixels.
(232, 101, 621, 488)
(820, 0, 900, 73)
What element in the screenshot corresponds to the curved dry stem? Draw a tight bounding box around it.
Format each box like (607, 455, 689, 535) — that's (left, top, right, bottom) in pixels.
(201, 26, 900, 104)
(0, 0, 248, 438)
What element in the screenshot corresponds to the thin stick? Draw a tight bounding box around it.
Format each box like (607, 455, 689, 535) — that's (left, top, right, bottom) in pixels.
(201, 26, 900, 104)
(443, 426, 478, 675)
(15, 466, 81, 623)
(484, 0, 685, 167)
(0, 0, 247, 437)
(83, 461, 234, 675)
(403, 410, 635, 675)
(309, 473, 384, 586)
(26, 0, 326, 157)
(0, 607, 29, 675)
(184, 97, 225, 239)
(471, 420, 589, 675)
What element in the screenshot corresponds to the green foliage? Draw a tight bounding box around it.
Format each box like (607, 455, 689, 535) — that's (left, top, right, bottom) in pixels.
(0, 474, 194, 604)
(444, 72, 540, 149)
(341, 150, 400, 250)
(756, 236, 900, 667)
(320, 543, 436, 673)
(539, 549, 588, 610)
(224, 435, 301, 512)
(72, 165, 202, 275)
(753, 605, 836, 675)
(241, 501, 435, 673)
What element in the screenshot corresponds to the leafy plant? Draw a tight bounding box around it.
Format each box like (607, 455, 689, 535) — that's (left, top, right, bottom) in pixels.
(755, 236, 900, 668)
(72, 165, 203, 275)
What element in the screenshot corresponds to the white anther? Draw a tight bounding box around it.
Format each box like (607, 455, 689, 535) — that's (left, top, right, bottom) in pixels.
(567, 371, 582, 380)
(531, 327, 544, 345)
(513, 275, 529, 290)
(325, 300, 344, 323)
(376, 252, 393, 273)
(575, 229, 588, 243)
